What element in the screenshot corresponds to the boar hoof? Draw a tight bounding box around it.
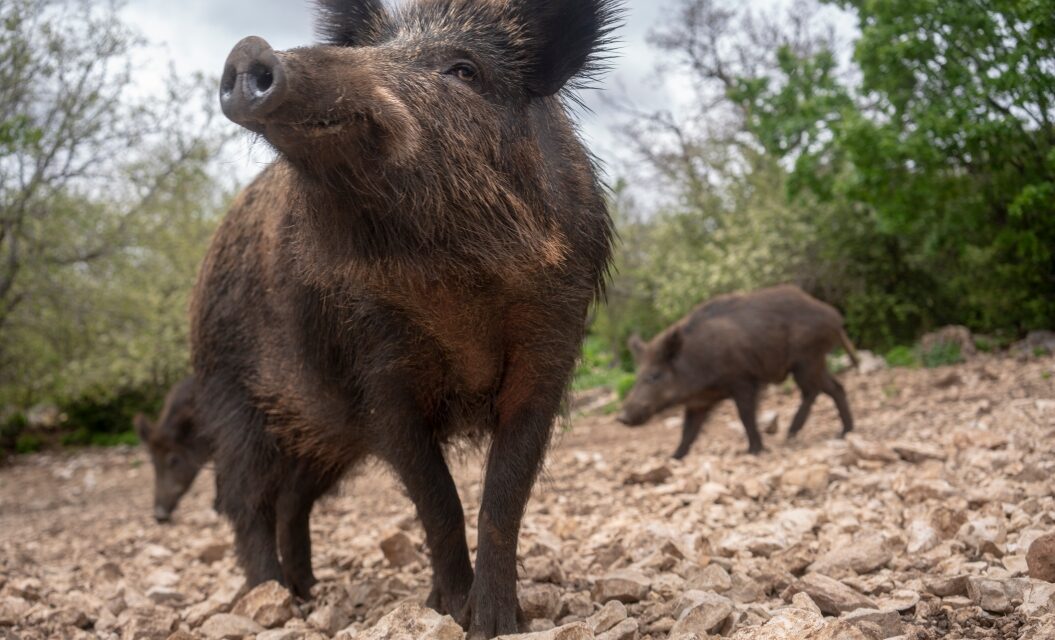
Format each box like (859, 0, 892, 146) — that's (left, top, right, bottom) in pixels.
(426, 585, 468, 618)
(458, 585, 518, 639)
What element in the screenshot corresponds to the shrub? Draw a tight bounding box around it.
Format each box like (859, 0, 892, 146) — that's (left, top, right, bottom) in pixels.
(884, 346, 919, 368)
(921, 342, 964, 369)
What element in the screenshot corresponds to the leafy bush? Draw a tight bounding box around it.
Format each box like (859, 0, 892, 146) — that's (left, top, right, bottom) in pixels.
(58, 385, 163, 445)
(921, 342, 964, 369)
(15, 433, 42, 454)
(0, 411, 28, 451)
(884, 346, 919, 368)
(574, 335, 634, 393)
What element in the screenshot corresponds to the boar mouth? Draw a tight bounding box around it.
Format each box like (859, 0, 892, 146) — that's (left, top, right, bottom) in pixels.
(264, 112, 370, 138)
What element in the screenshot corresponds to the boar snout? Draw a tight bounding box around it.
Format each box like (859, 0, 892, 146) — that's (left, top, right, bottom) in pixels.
(220, 36, 288, 129)
(616, 409, 649, 427)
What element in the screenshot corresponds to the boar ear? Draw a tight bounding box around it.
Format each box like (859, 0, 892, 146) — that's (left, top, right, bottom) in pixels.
(627, 333, 645, 363)
(315, 0, 386, 46)
(659, 330, 682, 363)
(133, 414, 153, 441)
(516, 0, 623, 97)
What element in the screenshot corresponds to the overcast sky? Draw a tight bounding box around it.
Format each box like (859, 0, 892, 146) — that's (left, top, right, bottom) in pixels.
(120, 0, 851, 187)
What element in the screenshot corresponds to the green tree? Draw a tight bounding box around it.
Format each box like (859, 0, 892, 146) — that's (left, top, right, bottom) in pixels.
(733, 0, 1055, 334)
(0, 0, 233, 408)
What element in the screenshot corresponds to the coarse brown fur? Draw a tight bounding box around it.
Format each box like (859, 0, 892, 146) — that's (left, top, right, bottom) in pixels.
(618, 285, 856, 458)
(133, 377, 209, 523)
(192, 1, 619, 637)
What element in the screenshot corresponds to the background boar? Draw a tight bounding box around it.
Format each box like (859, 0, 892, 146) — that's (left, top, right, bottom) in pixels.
(192, 0, 618, 636)
(618, 285, 857, 458)
(133, 377, 208, 523)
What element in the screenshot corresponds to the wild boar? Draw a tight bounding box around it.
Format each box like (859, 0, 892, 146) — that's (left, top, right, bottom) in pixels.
(617, 285, 857, 458)
(133, 377, 208, 523)
(192, 1, 619, 636)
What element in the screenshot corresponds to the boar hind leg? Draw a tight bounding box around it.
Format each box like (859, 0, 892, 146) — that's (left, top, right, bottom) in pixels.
(822, 375, 854, 437)
(228, 497, 283, 589)
(787, 364, 823, 440)
(672, 405, 713, 460)
(383, 429, 473, 617)
(276, 466, 333, 599)
(786, 390, 819, 440)
(732, 384, 764, 455)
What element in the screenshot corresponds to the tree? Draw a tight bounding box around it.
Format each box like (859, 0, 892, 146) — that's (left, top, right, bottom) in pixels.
(735, 0, 1055, 333)
(0, 0, 233, 406)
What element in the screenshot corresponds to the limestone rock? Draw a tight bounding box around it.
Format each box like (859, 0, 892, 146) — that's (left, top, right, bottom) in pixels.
(1027, 533, 1055, 582)
(809, 536, 892, 577)
(782, 574, 877, 615)
(592, 570, 650, 604)
(200, 613, 265, 639)
(840, 608, 903, 639)
(231, 580, 293, 628)
(966, 577, 1026, 613)
(624, 463, 672, 486)
(520, 583, 562, 621)
(781, 464, 830, 495)
(958, 516, 1007, 557)
(495, 622, 594, 640)
(586, 600, 627, 634)
(339, 603, 463, 640)
(669, 591, 734, 637)
(380, 531, 421, 568)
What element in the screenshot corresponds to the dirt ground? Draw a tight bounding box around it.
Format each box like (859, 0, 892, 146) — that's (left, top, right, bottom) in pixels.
(1, 354, 1054, 639)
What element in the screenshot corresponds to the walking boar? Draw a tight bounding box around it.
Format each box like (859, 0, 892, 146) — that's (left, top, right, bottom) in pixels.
(193, 1, 618, 636)
(618, 285, 857, 458)
(133, 377, 208, 523)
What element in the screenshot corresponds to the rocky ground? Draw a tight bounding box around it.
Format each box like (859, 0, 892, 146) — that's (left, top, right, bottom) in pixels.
(1, 354, 1054, 640)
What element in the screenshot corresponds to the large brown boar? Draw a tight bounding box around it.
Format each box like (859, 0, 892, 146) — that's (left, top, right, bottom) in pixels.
(133, 377, 209, 523)
(618, 285, 857, 458)
(192, 1, 619, 636)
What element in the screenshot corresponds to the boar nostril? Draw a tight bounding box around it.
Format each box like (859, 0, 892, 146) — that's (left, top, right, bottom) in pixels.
(249, 64, 273, 95)
(220, 36, 287, 128)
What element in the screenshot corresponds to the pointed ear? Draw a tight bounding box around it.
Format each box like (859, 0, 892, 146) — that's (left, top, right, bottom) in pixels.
(315, 0, 386, 46)
(133, 414, 153, 441)
(659, 329, 682, 363)
(515, 0, 623, 96)
(627, 333, 645, 363)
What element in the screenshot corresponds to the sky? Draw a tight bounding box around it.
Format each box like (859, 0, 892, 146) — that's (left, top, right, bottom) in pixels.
(119, 0, 851, 188)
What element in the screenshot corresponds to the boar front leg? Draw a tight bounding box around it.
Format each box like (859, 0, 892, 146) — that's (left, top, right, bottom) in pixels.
(732, 383, 764, 455)
(461, 347, 568, 638)
(381, 418, 473, 617)
(672, 404, 713, 460)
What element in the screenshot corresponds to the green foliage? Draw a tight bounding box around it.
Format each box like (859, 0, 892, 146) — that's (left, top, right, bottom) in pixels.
(1, 411, 28, 450)
(59, 386, 161, 439)
(920, 343, 964, 369)
(606, 0, 1054, 359)
(573, 335, 633, 392)
(0, 0, 233, 417)
(15, 433, 42, 454)
(736, 0, 1055, 337)
(884, 346, 919, 369)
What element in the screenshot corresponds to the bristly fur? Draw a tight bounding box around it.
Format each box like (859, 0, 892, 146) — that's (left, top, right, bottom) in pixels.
(511, 0, 625, 96)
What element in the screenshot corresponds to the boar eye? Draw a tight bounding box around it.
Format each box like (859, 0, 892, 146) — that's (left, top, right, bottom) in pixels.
(444, 61, 479, 83)
(166, 453, 181, 469)
(645, 371, 663, 384)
